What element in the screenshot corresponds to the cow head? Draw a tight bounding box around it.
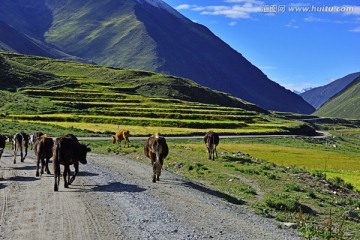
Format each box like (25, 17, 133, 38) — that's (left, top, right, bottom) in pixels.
(79, 144, 91, 164)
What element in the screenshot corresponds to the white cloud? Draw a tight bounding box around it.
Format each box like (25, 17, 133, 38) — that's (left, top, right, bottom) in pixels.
(349, 26, 360, 32)
(343, 5, 360, 16)
(285, 19, 299, 29)
(175, 4, 192, 10)
(229, 21, 237, 26)
(175, 0, 264, 19)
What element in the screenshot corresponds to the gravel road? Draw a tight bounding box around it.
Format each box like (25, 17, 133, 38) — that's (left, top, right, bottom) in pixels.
(0, 149, 305, 240)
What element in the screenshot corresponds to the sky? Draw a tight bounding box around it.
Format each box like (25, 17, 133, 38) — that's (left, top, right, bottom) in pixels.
(162, 0, 360, 92)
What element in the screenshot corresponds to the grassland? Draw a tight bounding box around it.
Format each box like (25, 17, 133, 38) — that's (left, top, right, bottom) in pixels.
(85, 127, 360, 239)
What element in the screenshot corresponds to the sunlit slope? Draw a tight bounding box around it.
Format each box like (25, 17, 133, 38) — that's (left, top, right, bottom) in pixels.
(0, 52, 314, 135)
(315, 77, 360, 119)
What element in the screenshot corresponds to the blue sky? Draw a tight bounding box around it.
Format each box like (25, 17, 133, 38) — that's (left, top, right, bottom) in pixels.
(163, 0, 360, 92)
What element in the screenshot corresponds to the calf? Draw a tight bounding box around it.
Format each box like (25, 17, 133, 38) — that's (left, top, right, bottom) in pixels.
(112, 129, 130, 147)
(33, 135, 53, 177)
(144, 133, 169, 183)
(204, 131, 219, 160)
(53, 135, 91, 191)
(13, 131, 29, 163)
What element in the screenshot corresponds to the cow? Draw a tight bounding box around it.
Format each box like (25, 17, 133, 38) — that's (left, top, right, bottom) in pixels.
(29, 131, 44, 150)
(204, 131, 219, 160)
(144, 133, 169, 183)
(53, 134, 91, 191)
(33, 135, 53, 177)
(112, 128, 130, 147)
(0, 134, 7, 162)
(13, 131, 29, 164)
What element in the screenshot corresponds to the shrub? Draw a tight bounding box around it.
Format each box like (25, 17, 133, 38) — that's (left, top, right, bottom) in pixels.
(265, 194, 300, 211)
(284, 183, 303, 192)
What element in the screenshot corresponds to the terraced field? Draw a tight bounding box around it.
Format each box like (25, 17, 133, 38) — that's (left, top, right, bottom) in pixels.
(0, 52, 312, 136)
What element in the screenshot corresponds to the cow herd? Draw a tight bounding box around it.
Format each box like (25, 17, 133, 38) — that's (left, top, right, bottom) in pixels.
(0, 129, 220, 191)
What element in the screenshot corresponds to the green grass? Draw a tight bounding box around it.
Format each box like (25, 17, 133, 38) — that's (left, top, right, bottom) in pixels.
(85, 129, 360, 239)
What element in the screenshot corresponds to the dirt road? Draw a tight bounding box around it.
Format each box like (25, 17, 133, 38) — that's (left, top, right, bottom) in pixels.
(0, 150, 304, 240)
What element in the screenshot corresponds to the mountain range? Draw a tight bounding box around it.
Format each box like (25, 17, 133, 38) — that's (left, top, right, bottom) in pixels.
(314, 76, 360, 119)
(0, 0, 315, 114)
(300, 72, 360, 109)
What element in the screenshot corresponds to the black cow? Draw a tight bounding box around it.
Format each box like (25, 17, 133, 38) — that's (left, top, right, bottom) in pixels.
(204, 131, 219, 160)
(53, 135, 91, 191)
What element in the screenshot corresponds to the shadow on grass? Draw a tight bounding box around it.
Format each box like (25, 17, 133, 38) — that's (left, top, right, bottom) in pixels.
(183, 181, 245, 205)
(224, 156, 255, 165)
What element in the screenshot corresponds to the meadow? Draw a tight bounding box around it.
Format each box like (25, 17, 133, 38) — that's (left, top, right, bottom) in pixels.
(84, 128, 359, 239)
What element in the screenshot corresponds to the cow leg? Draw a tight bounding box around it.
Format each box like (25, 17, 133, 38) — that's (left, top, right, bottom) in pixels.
(63, 165, 70, 188)
(23, 146, 28, 162)
(13, 148, 17, 164)
(152, 164, 157, 183)
(156, 163, 162, 181)
(208, 148, 211, 160)
(54, 164, 60, 192)
(45, 157, 51, 174)
(69, 163, 79, 185)
(40, 156, 46, 175)
(36, 155, 41, 177)
(20, 145, 24, 162)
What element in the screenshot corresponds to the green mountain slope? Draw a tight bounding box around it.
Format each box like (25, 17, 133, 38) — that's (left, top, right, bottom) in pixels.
(315, 77, 360, 119)
(0, 0, 314, 114)
(0, 52, 315, 135)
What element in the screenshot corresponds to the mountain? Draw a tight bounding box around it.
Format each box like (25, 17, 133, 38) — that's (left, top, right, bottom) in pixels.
(0, 0, 314, 114)
(300, 72, 360, 109)
(314, 77, 360, 119)
(0, 20, 55, 58)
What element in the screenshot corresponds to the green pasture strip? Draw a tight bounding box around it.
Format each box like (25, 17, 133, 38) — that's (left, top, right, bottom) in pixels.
(325, 171, 360, 191)
(8, 114, 248, 129)
(12, 120, 289, 135)
(51, 101, 251, 115)
(0, 119, 103, 138)
(80, 110, 261, 122)
(219, 143, 360, 172)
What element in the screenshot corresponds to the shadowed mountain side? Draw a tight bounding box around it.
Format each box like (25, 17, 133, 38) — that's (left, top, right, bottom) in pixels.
(0, 21, 55, 58)
(0, 0, 314, 114)
(301, 72, 360, 109)
(315, 77, 360, 119)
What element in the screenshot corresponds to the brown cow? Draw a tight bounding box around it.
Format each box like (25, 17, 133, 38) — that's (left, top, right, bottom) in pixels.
(33, 135, 53, 177)
(13, 131, 29, 163)
(112, 129, 130, 147)
(204, 131, 219, 160)
(0, 134, 7, 162)
(53, 134, 91, 191)
(144, 133, 169, 183)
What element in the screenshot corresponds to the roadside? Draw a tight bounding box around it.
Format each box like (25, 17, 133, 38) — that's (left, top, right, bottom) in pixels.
(0, 150, 305, 240)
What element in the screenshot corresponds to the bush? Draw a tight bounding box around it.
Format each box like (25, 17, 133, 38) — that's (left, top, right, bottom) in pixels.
(284, 183, 303, 192)
(265, 194, 300, 211)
